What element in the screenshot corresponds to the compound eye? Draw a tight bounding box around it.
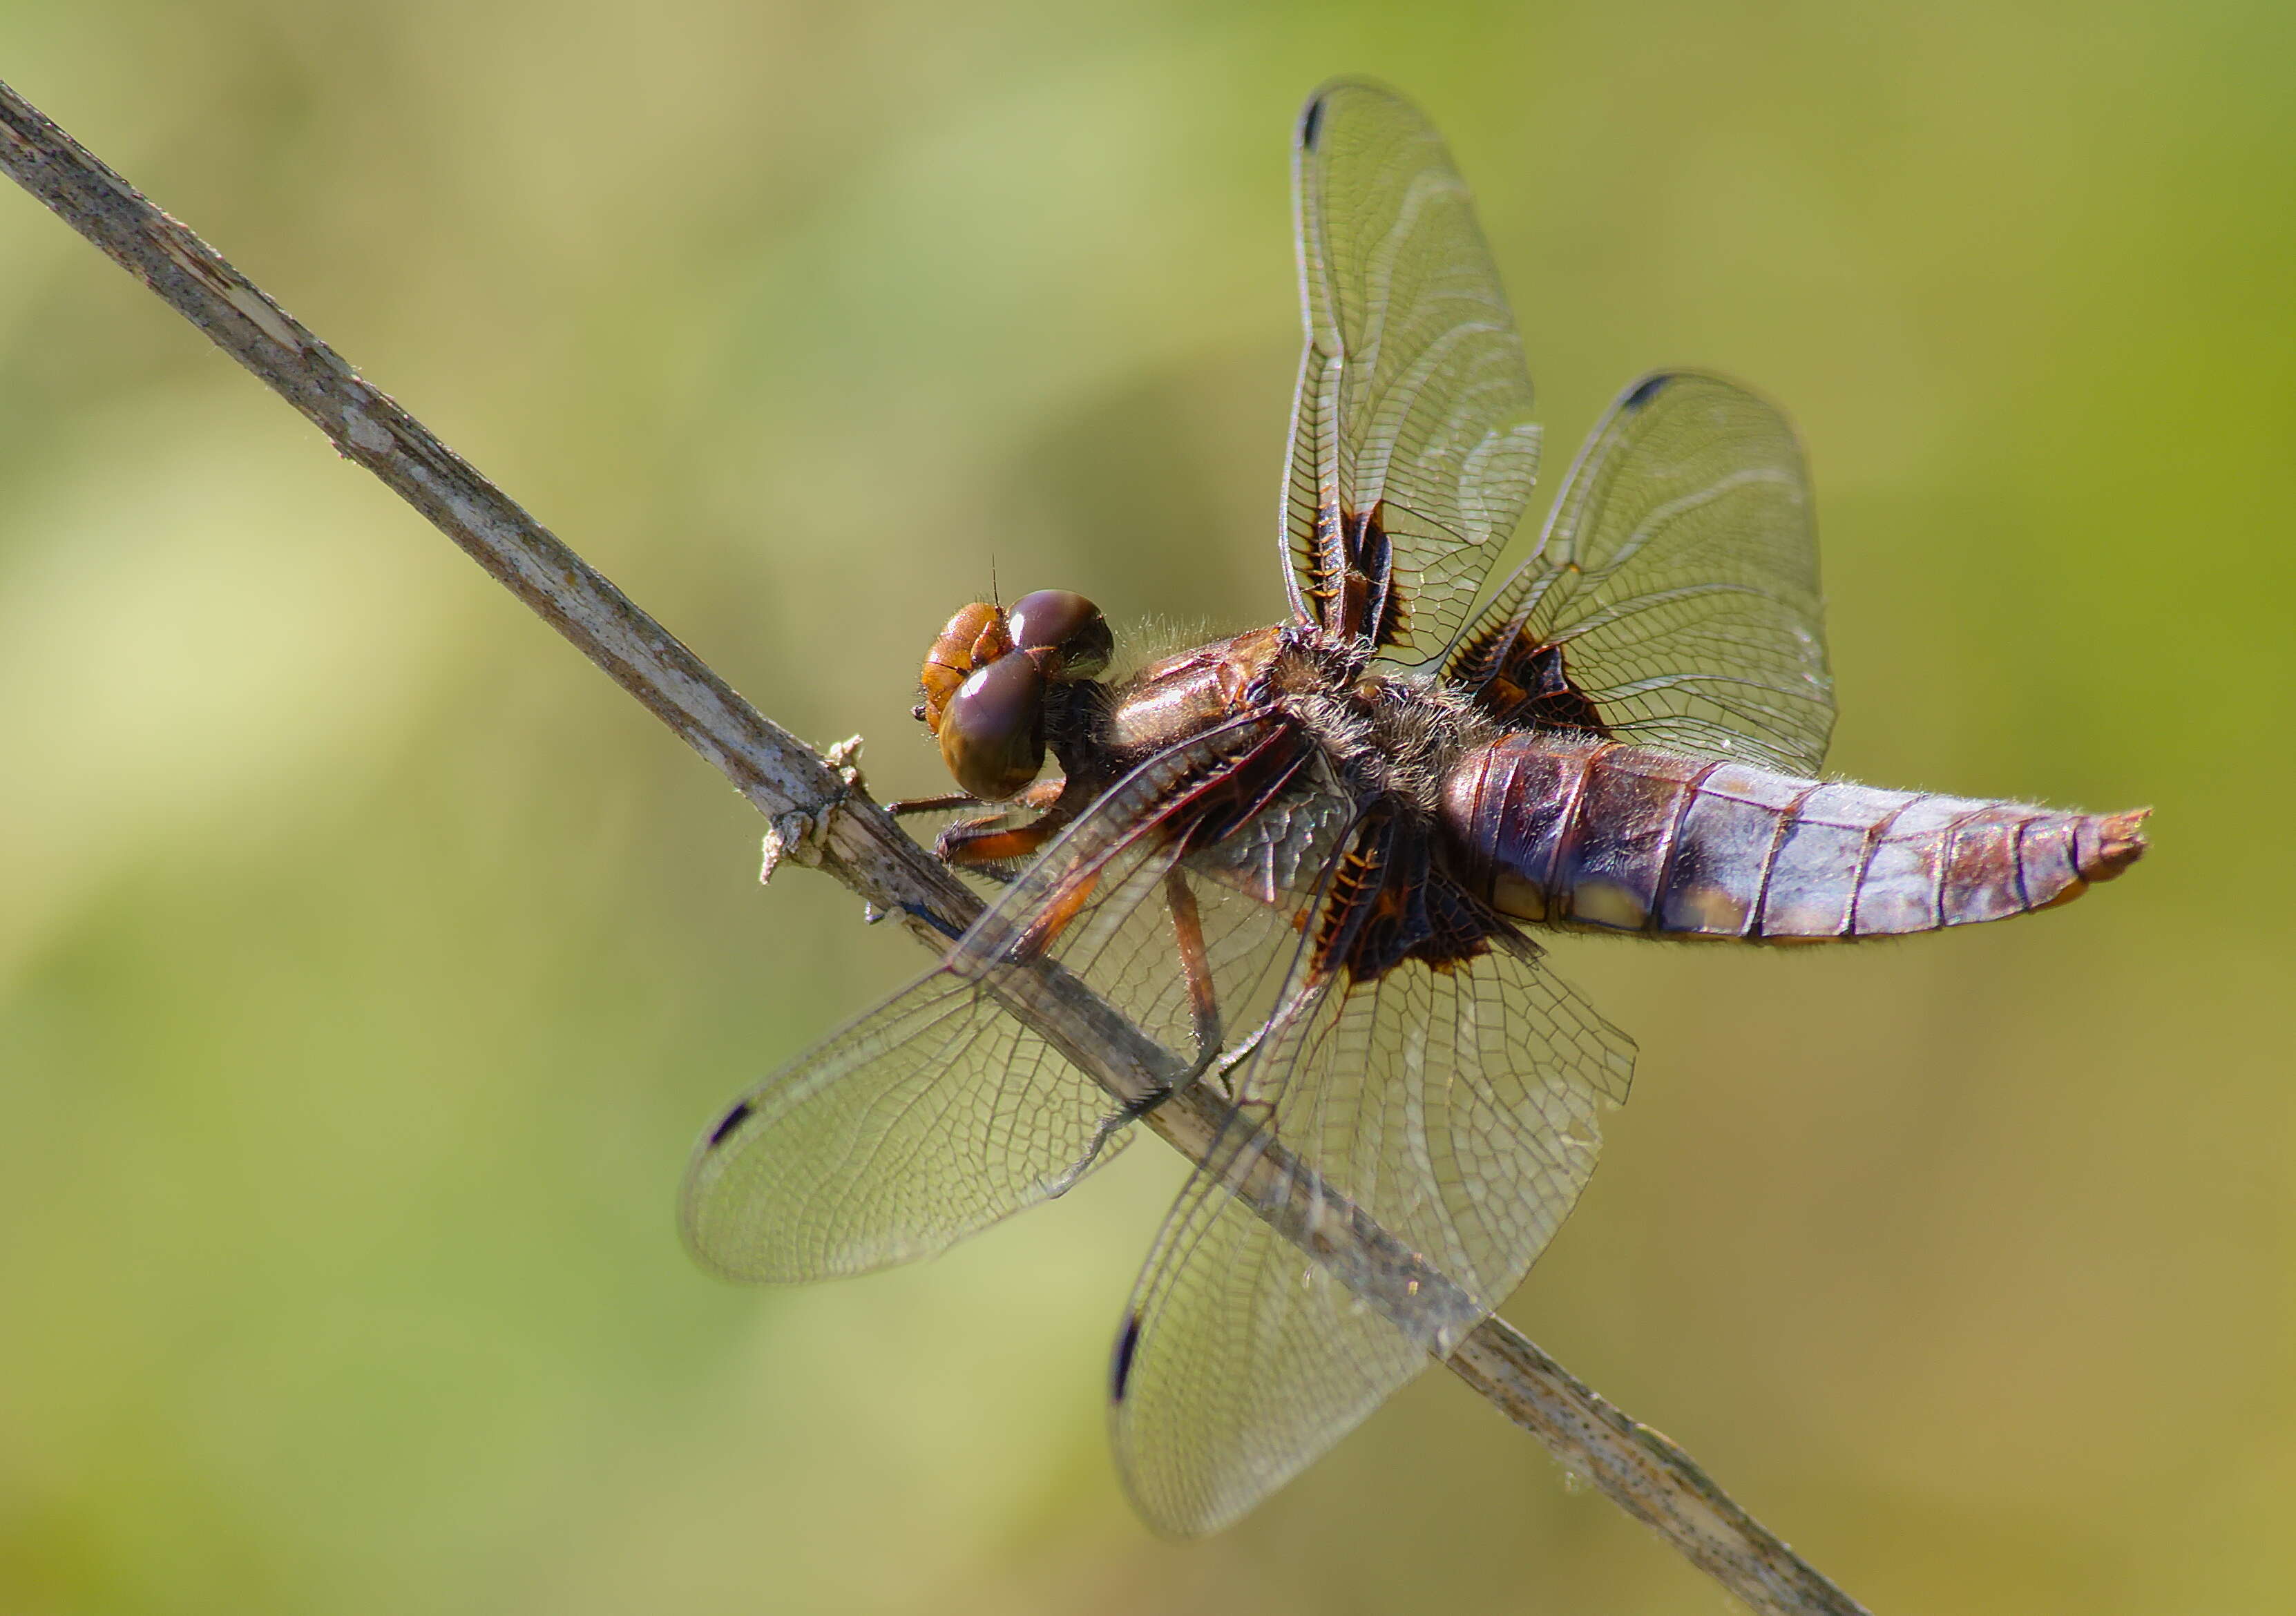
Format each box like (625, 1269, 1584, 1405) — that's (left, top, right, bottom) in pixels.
(938, 653, 1046, 800)
(1006, 590, 1113, 681)
(917, 602, 1010, 733)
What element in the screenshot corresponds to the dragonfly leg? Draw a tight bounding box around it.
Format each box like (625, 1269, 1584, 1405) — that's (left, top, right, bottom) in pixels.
(895, 901, 966, 941)
(1165, 865, 1223, 1077)
(886, 791, 981, 816)
(1043, 1104, 1135, 1199)
(901, 776, 1064, 819)
(941, 819, 1058, 866)
(1102, 865, 1227, 1129)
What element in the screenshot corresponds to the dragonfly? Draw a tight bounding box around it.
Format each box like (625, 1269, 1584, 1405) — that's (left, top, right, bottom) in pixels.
(682, 78, 2148, 1535)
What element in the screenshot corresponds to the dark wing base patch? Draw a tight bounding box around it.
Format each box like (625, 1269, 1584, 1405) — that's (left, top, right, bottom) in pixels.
(1441, 370, 1834, 773)
(1313, 805, 1503, 983)
(1453, 631, 1612, 737)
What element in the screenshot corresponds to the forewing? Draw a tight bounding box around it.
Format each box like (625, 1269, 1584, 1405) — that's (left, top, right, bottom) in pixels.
(1284, 79, 1540, 660)
(954, 718, 1318, 981)
(680, 965, 1134, 1281)
(1451, 371, 1833, 772)
(1110, 939, 1634, 1535)
(683, 722, 1354, 1282)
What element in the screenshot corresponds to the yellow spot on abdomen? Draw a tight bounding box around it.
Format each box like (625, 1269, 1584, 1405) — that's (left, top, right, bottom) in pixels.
(1572, 878, 1648, 931)
(1670, 885, 1749, 936)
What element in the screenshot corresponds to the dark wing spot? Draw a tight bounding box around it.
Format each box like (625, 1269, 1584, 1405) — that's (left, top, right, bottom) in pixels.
(1519, 641, 1610, 735)
(1622, 372, 1672, 412)
(1313, 811, 1495, 983)
(1358, 501, 1410, 650)
(705, 1099, 754, 1150)
(1469, 633, 1612, 737)
(1299, 93, 1328, 151)
(1110, 1311, 1144, 1402)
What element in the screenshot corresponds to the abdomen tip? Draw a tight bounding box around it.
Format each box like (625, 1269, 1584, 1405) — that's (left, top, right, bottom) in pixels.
(2079, 807, 2151, 882)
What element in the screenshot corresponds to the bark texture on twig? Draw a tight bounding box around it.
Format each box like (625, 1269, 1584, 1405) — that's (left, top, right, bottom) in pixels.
(0, 78, 1868, 1616)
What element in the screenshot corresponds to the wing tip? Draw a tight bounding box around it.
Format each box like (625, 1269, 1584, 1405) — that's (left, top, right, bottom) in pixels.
(1109, 1309, 1144, 1403)
(1297, 76, 1417, 153)
(1298, 88, 1330, 151)
(702, 1097, 757, 1147)
(704, 1098, 754, 1150)
(1620, 372, 1674, 412)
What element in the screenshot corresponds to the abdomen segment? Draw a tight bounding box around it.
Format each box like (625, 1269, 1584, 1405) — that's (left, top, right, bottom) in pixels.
(1438, 738, 2147, 942)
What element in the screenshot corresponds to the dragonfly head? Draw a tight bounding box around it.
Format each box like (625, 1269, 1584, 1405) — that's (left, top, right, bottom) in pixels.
(915, 591, 1112, 800)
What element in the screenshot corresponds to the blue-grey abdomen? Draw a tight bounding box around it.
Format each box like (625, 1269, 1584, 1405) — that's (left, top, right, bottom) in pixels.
(1437, 738, 2146, 942)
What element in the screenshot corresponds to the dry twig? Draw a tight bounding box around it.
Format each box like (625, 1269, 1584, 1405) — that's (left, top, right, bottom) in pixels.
(0, 79, 1868, 1616)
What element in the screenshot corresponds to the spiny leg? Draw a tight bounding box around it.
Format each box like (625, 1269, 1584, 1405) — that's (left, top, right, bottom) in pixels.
(1060, 864, 1230, 1185)
(1167, 864, 1222, 1078)
(886, 791, 981, 817)
(933, 778, 1077, 872)
(888, 779, 1067, 819)
(1105, 864, 1225, 1135)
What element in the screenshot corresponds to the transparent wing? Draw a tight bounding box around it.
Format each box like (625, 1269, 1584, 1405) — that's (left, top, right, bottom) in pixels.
(1283, 79, 1540, 660)
(950, 718, 1334, 978)
(1448, 371, 1834, 773)
(680, 965, 1131, 1281)
(1109, 934, 1635, 1535)
(682, 724, 1353, 1283)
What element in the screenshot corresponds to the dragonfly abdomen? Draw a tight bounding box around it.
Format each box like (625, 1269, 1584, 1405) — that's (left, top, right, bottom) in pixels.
(1439, 737, 2146, 942)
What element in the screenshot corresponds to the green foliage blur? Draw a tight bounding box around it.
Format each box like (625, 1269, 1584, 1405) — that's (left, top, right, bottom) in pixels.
(0, 2, 2288, 1611)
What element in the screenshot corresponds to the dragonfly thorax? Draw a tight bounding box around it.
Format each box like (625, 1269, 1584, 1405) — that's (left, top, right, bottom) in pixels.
(1283, 660, 1500, 825)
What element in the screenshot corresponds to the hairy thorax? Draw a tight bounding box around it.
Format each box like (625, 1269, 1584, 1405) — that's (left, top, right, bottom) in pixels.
(1102, 623, 1499, 825)
(1285, 661, 1499, 823)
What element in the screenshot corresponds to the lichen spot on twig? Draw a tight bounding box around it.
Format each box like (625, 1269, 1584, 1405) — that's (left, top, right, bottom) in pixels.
(758, 734, 866, 886)
(341, 405, 394, 456)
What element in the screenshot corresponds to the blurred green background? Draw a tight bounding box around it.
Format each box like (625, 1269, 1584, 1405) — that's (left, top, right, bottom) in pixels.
(0, 1, 2288, 1611)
